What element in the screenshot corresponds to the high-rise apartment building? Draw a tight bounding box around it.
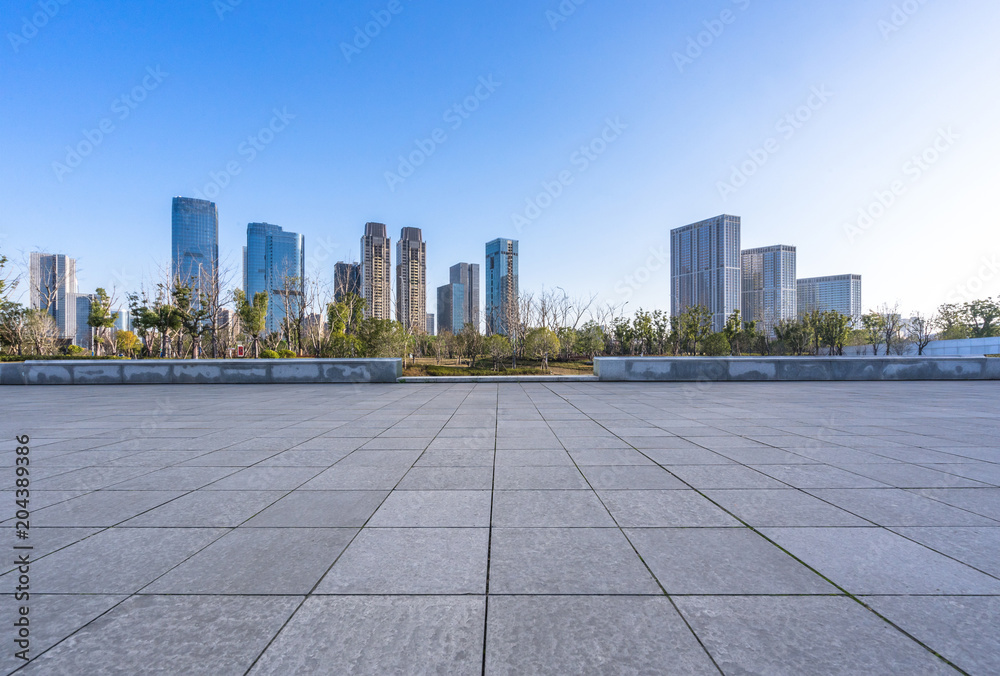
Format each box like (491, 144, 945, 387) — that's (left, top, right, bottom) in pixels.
(449, 262, 480, 331)
(334, 262, 362, 302)
(485, 238, 519, 336)
(671, 214, 741, 332)
(396, 227, 427, 332)
(29, 252, 79, 341)
(797, 274, 863, 325)
(244, 223, 305, 335)
(361, 222, 391, 320)
(741, 245, 797, 335)
(171, 197, 219, 294)
(437, 282, 466, 335)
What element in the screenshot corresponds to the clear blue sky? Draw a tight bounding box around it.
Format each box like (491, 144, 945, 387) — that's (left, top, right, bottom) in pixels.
(3, 0, 999, 315)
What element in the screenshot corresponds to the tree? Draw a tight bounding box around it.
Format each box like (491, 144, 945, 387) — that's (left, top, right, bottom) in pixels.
(0, 254, 26, 355)
(774, 319, 810, 356)
(966, 298, 1000, 338)
(874, 303, 904, 355)
(234, 289, 268, 358)
(87, 288, 120, 357)
(556, 326, 577, 360)
(458, 323, 483, 367)
(678, 306, 713, 355)
(818, 311, 852, 356)
(936, 303, 970, 340)
(173, 283, 211, 359)
(24, 309, 59, 355)
(702, 332, 731, 357)
(525, 327, 560, 371)
(577, 321, 605, 361)
(907, 313, 936, 356)
(116, 330, 141, 358)
(861, 312, 887, 355)
(484, 333, 511, 371)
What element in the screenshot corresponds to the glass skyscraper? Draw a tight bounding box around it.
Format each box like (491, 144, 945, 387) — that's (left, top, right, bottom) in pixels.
(485, 239, 518, 336)
(797, 274, 863, 325)
(437, 282, 466, 335)
(171, 197, 219, 294)
(671, 215, 741, 333)
(741, 245, 797, 336)
(244, 223, 305, 335)
(450, 262, 480, 331)
(334, 262, 362, 302)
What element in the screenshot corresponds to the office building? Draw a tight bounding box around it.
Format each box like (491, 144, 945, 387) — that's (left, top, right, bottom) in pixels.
(334, 262, 362, 302)
(797, 274, 863, 325)
(485, 238, 519, 336)
(171, 197, 219, 293)
(75, 293, 94, 349)
(245, 222, 305, 335)
(396, 227, 427, 332)
(361, 222, 391, 320)
(671, 214, 741, 333)
(437, 282, 466, 335)
(741, 245, 797, 335)
(450, 262, 480, 330)
(29, 252, 79, 341)
(426, 313, 435, 336)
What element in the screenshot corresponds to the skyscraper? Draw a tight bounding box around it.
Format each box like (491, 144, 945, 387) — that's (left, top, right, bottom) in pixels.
(426, 314, 435, 336)
(361, 222, 391, 320)
(29, 252, 79, 340)
(671, 214, 741, 332)
(437, 282, 465, 335)
(334, 262, 362, 302)
(485, 238, 518, 336)
(396, 227, 427, 332)
(171, 197, 219, 294)
(244, 223, 305, 335)
(75, 293, 94, 349)
(450, 262, 480, 331)
(797, 274, 863, 325)
(741, 245, 797, 335)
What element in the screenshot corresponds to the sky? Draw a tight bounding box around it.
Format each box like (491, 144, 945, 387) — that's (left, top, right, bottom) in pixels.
(2, 0, 999, 317)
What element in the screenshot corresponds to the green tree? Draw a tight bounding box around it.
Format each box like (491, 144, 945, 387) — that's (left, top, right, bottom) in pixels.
(86, 288, 120, 357)
(234, 289, 268, 358)
(936, 303, 970, 340)
(576, 321, 605, 361)
(556, 326, 578, 360)
(818, 311, 852, 356)
(774, 319, 810, 356)
(116, 330, 141, 358)
(679, 305, 713, 355)
(861, 312, 888, 355)
(484, 333, 511, 371)
(966, 298, 1000, 338)
(458, 323, 483, 367)
(525, 327, 560, 370)
(702, 332, 731, 357)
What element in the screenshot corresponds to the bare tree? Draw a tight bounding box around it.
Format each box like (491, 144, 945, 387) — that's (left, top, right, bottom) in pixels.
(907, 313, 937, 356)
(878, 303, 905, 355)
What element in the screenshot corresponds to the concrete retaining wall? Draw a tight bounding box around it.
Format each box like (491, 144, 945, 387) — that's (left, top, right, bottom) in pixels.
(843, 336, 1000, 357)
(594, 356, 1000, 382)
(0, 359, 403, 385)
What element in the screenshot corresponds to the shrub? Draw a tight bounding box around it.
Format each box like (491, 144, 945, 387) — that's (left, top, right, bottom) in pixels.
(702, 332, 731, 357)
(260, 349, 280, 359)
(278, 349, 297, 359)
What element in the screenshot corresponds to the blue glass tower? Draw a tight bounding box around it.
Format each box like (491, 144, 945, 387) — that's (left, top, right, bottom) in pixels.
(245, 223, 305, 335)
(485, 238, 518, 336)
(171, 197, 219, 294)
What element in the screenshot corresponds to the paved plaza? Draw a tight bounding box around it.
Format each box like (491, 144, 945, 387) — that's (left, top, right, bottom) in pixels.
(2, 381, 999, 675)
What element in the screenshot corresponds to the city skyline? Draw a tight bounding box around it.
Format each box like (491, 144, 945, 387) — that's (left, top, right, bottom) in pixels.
(5, 2, 997, 317)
